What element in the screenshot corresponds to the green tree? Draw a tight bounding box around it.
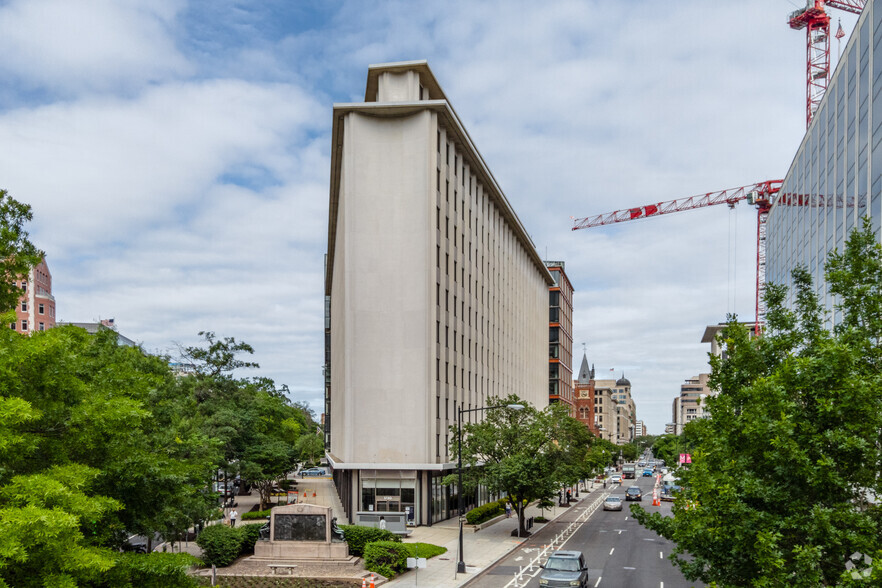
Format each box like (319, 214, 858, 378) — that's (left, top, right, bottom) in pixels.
(448, 395, 591, 536)
(0, 190, 42, 313)
(183, 333, 312, 510)
(0, 326, 216, 586)
(633, 219, 882, 586)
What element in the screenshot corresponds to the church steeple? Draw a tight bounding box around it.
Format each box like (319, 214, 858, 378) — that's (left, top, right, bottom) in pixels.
(578, 352, 592, 384)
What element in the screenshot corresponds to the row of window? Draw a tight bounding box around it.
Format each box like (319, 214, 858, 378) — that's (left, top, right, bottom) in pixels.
(9, 321, 47, 332)
(432, 125, 545, 458)
(19, 301, 49, 315)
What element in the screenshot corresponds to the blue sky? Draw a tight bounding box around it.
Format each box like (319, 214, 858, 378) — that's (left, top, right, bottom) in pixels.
(0, 0, 862, 433)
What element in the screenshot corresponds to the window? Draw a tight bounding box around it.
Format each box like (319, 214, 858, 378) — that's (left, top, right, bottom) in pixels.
(21, 301, 26, 312)
(21, 320, 27, 331)
(9, 323, 15, 330)
(38, 303, 44, 314)
(39, 322, 44, 331)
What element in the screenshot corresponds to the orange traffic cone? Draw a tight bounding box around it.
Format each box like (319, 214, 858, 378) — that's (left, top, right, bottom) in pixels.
(652, 490, 661, 506)
(369, 574, 376, 588)
(361, 577, 367, 588)
(313, 489, 317, 497)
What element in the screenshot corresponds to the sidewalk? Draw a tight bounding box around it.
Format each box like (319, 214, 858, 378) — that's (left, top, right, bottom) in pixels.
(385, 482, 607, 588)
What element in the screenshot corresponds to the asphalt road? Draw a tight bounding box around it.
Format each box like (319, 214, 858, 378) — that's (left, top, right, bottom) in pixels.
(466, 475, 704, 588)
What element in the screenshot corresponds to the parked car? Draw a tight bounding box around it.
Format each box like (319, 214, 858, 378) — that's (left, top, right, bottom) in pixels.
(642, 468, 653, 477)
(539, 550, 589, 588)
(301, 467, 327, 477)
(602, 496, 623, 511)
(609, 474, 622, 484)
(625, 486, 643, 501)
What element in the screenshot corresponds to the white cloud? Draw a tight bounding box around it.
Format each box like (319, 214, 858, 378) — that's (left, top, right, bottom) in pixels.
(0, 0, 191, 96)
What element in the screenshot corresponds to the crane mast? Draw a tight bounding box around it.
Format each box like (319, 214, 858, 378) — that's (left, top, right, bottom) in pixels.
(788, 1, 865, 127)
(572, 180, 782, 334)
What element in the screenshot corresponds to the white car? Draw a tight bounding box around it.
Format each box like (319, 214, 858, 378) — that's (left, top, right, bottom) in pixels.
(610, 474, 622, 484)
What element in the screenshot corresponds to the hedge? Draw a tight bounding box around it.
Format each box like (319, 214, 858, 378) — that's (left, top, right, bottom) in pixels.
(465, 497, 508, 525)
(238, 523, 264, 555)
(241, 509, 271, 520)
(363, 541, 409, 579)
(338, 525, 400, 557)
(196, 524, 243, 567)
(402, 542, 447, 559)
(103, 552, 200, 588)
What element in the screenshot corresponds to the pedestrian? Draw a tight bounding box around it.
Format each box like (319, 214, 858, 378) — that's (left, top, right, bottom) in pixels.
(505, 502, 512, 518)
(379, 516, 386, 530)
(230, 509, 238, 528)
(566, 489, 572, 503)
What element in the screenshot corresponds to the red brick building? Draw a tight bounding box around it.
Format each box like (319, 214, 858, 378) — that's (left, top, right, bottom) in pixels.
(10, 258, 56, 334)
(545, 261, 574, 416)
(574, 352, 599, 435)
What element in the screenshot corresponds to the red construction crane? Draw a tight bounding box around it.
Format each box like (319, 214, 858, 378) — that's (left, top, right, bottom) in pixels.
(572, 180, 783, 334)
(788, 1, 865, 127)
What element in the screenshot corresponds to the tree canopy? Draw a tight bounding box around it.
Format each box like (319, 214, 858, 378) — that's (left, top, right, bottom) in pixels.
(633, 219, 882, 586)
(449, 395, 594, 535)
(0, 325, 319, 586)
(0, 189, 42, 314)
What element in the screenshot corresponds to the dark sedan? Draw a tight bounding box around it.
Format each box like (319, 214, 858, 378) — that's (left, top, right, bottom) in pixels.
(625, 486, 643, 501)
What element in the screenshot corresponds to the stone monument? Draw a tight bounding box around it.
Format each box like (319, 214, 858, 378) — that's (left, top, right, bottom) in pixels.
(252, 503, 353, 563)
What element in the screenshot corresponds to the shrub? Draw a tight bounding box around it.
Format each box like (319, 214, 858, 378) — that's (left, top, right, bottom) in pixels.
(339, 525, 400, 557)
(465, 497, 508, 525)
(402, 542, 447, 559)
(103, 552, 200, 588)
(363, 541, 409, 579)
(196, 523, 243, 567)
(241, 509, 271, 520)
(238, 523, 264, 555)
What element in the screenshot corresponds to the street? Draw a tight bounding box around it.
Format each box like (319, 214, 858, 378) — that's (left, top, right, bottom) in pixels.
(465, 475, 704, 588)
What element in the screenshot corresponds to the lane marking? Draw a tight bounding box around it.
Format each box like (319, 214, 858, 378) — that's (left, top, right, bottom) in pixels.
(514, 556, 523, 562)
(609, 548, 615, 555)
(618, 530, 623, 534)
(595, 577, 602, 587)
(661, 583, 664, 588)
(659, 551, 664, 559)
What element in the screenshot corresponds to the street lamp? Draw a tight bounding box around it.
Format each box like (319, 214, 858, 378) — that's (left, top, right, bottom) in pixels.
(456, 402, 524, 575)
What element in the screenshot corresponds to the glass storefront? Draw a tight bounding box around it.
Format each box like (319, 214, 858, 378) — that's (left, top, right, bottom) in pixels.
(359, 470, 418, 524)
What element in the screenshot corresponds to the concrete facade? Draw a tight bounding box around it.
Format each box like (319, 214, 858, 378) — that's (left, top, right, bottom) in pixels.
(324, 61, 552, 526)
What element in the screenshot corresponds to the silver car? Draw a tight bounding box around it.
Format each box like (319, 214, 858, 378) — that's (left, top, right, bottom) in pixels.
(539, 550, 589, 587)
(603, 496, 623, 511)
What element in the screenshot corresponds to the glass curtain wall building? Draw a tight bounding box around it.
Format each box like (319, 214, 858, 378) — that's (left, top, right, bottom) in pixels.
(767, 0, 880, 324)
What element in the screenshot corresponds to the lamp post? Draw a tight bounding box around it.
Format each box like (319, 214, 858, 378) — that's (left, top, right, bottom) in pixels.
(456, 403, 524, 575)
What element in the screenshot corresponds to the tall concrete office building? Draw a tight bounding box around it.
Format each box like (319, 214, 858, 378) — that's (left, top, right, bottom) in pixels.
(767, 0, 881, 320)
(324, 61, 553, 526)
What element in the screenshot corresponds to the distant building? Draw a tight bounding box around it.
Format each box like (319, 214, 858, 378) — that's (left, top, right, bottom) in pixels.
(324, 61, 553, 527)
(591, 374, 636, 445)
(634, 420, 646, 438)
(545, 261, 574, 416)
(57, 319, 136, 346)
(671, 373, 712, 434)
(9, 258, 56, 334)
(573, 352, 596, 433)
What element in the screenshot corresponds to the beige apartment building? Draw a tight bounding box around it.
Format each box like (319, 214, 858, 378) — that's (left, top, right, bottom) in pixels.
(324, 61, 553, 526)
(671, 373, 712, 434)
(592, 375, 636, 445)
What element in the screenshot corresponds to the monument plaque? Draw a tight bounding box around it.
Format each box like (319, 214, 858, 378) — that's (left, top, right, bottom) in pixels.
(252, 503, 352, 564)
(274, 513, 327, 542)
